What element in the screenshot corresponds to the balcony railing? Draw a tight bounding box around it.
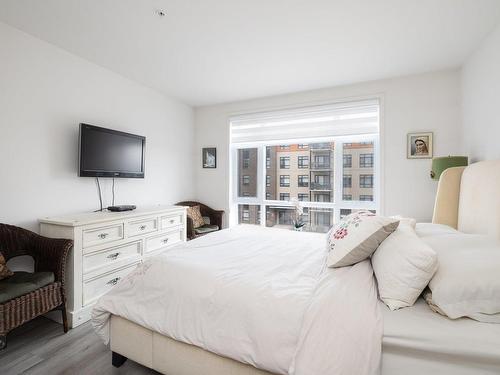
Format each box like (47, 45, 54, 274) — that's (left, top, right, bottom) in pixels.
(310, 182, 332, 191)
(310, 162, 331, 170)
(309, 143, 332, 150)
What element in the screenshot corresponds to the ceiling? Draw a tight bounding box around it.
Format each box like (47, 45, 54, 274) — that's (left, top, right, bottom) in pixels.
(1, 0, 500, 107)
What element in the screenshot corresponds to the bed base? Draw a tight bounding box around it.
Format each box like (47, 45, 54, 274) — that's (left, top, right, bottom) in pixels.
(110, 315, 276, 375)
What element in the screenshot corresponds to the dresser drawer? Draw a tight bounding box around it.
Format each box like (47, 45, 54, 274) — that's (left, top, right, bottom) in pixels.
(83, 263, 137, 306)
(160, 213, 183, 230)
(82, 224, 124, 248)
(83, 241, 141, 274)
(127, 217, 158, 237)
(145, 230, 182, 254)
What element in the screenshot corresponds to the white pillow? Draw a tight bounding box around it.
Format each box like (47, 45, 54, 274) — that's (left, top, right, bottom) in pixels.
(390, 215, 416, 229)
(422, 234, 500, 323)
(372, 223, 438, 310)
(327, 211, 399, 268)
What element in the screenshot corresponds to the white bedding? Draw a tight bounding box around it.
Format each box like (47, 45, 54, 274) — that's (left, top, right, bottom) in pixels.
(382, 299, 500, 375)
(92, 225, 382, 375)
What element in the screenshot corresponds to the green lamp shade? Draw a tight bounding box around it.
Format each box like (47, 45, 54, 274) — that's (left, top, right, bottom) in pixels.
(431, 156, 468, 180)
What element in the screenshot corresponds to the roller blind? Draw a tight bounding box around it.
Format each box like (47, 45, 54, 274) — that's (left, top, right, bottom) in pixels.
(230, 99, 379, 144)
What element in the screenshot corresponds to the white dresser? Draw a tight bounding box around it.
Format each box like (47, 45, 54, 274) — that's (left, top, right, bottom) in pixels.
(39, 205, 187, 328)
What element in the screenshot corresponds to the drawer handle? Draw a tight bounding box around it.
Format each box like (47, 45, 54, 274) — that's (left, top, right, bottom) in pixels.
(106, 252, 120, 260)
(169, 219, 175, 224)
(139, 225, 147, 230)
(98, 233, 109, 239)
(106, 277, 121, 286)
(162, 238, 169, 244)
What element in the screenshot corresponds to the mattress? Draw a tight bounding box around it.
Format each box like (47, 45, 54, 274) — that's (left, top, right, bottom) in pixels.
(382, 296, 500, 374)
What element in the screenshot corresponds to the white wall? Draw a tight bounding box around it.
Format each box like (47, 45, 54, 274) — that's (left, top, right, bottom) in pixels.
(462, 22, 500, 162)
(0, 22, 195, 232)
(194, 69, 461, 223)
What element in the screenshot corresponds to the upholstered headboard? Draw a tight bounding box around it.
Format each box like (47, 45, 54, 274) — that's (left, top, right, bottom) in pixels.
(433, 160, 500, 239)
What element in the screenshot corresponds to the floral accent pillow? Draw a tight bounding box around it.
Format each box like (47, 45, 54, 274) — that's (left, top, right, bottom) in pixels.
(0, 251, 13, 280)
(187, 206, 205, 229)
(327, 211, 399, 268)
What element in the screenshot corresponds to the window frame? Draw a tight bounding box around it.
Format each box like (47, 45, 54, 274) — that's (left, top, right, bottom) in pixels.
(279, 156, 290, 169)
(230, 134, 380, 228)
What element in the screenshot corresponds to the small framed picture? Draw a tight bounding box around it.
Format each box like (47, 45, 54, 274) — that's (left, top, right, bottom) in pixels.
(202, 147, 217, 168)
(407, 132, 433, 159)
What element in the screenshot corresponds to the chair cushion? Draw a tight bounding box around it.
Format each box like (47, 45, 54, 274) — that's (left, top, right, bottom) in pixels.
(0, 251, 13, 280)
(0, 271, 55, 304)
(194, 225, 219, 235)
(187, 206, 205, 229)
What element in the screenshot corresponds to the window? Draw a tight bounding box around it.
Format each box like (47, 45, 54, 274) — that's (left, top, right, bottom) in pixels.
(280, 193, 290, 201)
(312, 155, 330, 169)
(242, 150, 250, 168)
(280, 175, 290, 187)
(230, 99, 379, 232)
(242, 209, 249, 221)
(298, 175, 309, 187)
(298, 156, 309, 168)
(360, 174, 373, 188)
(298, 193, 309, 201)
(280, 157, 290, 169)
(343, 175, 352, 188)
(360, 153, 373, 168)
(343, 154, 352, 168)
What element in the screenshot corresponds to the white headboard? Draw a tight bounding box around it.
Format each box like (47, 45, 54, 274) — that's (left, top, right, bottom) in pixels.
(433, 160, 500, 239)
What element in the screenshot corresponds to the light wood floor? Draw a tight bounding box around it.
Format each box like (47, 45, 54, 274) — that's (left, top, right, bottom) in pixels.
(0, 317, 158, 375)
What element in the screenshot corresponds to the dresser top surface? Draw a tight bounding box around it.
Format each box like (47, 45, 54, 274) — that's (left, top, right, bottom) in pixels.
(39, 205, 186, 227)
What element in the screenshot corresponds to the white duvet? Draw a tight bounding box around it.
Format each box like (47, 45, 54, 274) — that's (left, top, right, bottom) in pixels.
(92, 225, 382, 375)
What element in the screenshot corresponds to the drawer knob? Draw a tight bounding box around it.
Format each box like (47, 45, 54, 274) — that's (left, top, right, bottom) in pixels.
(98, 233, 109, 239)
(169, 219, 174, 224)
(140, 225, 147, 230)
(106, 252, 120, 260)
(106, 277, 121, 286)
(162, 238, 169, 244)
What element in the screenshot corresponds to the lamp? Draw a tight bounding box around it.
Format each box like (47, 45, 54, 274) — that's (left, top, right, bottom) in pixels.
(430, 156, 468, 180)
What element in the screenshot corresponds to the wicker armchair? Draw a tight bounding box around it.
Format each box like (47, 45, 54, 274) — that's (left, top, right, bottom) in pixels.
(0, 224, 72, 349)
(175, 201, 224, 240)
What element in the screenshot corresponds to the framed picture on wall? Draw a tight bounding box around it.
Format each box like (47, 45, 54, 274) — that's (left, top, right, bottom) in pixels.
(407, 132, 433, 159)
(202, 147, 217, 168)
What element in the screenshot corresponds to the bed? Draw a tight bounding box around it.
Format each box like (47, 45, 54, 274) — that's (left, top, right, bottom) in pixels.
(92, 160, 500, 375)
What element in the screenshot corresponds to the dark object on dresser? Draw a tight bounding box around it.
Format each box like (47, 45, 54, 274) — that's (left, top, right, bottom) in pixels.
(175, 201, 224, 240)
(0, 223, 72, 350)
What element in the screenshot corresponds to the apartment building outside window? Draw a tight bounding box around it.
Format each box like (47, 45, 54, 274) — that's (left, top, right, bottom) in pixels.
(230, 98, 380, 232)
(343, 175, 352, 188)
(298, 156, 309, 168)
(280, 175, 290, 187)
(280, 193, 290, 201)
(360, 174, 373, 188)
(343, 154, 352, 168)
(298, 175, 309, 187)
(360, 153, 373, 168)
(280, 157, 290, 169)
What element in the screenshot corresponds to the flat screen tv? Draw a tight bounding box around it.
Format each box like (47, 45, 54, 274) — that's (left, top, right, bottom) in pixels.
(79, 123, 145, 178)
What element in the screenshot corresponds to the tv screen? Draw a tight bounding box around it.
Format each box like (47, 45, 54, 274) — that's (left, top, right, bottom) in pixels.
(79, 123, 145, 178)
